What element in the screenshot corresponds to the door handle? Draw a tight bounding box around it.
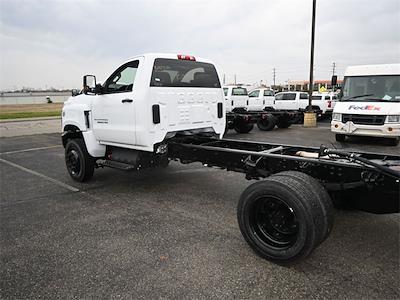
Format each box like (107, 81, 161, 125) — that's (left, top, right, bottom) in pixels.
(122, 99, 133, 103)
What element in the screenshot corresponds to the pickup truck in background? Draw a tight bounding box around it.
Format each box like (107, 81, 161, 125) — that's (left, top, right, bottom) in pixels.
(331, 63, 400, 145)
(312, 93, 337, 116)
(223, 86, 249, 112)
(247, 88, 275, 111)
(274, 91, 324, 117)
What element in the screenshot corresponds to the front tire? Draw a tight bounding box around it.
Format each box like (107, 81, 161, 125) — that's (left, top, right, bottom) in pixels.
(65, 139, 95, 182)
(234, 122, 254, 133)
(237, 174, 331, 264)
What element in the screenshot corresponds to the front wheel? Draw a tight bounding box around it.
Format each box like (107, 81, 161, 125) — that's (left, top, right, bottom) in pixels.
(234, 122, 254, 133)
(237, 174, 332, 264)
(65, 139, 95, 182)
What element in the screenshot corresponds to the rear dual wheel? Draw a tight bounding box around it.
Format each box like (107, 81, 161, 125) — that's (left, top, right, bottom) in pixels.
(237, 171, 333, 264)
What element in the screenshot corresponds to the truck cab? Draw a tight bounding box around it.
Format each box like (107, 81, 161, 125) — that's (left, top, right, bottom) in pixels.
(247, 88, 275, 111)
(274, 91, 309, 110)
(62, 53, 225, 181)
(223, 86, 249, 112)
(331, 64, 400, 145)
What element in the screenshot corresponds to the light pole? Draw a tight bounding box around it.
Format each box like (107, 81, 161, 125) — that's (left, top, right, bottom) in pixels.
(304, 0, 317, 127)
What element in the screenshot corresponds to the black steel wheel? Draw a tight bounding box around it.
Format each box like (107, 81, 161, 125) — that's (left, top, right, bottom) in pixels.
(250, 196, 299, 249)
(237, 175, 327, 264)
(65, 139, 95, 182)
(257, 114, 277, 131)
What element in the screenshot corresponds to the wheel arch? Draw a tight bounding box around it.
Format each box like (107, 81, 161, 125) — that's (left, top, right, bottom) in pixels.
(62, 124, 84, 147)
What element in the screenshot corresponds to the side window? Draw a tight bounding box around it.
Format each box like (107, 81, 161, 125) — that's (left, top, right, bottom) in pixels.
(104, 60, 139, 94)
(223, 88, 228, 96)
(264, 90, 274, 96)
(325, 95, 331, 100)
(248, 90, 260, 97)
(275, 93, 283, 100)
(283, 93, 296, 100)
(300, 93, 309, 99)
(311, 95, 322, 100)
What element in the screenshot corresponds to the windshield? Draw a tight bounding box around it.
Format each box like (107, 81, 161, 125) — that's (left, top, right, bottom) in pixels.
(342, 75, 400, 102)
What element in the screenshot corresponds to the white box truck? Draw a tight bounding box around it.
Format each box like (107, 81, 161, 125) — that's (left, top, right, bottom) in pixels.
(331, 64, 400, 145)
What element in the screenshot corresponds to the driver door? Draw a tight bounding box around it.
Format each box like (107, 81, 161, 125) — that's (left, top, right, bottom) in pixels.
(92, 59, 140, 145)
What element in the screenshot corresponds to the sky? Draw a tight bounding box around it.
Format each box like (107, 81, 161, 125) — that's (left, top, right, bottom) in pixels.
(0, 0, 399, 90)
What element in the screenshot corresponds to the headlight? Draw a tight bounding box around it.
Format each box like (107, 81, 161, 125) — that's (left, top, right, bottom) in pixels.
(332, 113, 342, 122)
(386, 115, 400, 123)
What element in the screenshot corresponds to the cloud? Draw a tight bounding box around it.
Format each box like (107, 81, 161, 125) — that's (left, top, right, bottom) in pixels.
(0, 0, 399, 90)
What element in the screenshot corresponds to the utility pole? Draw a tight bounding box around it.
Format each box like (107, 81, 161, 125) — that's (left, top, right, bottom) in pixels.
(308, 0, 316, 110)
(272, 68, 276, 88)
(332, 62, 336, 76)
(223, 74, 226, 85)
(234, 74, 237, 85)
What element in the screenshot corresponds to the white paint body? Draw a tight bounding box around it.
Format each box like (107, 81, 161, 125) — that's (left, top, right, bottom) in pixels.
(247, 88, 275, 111)
(331, 64, 400, 138)
(223, 86, 249, 112)
(274, 91, 310, 111)
(62, 53, 225, 157)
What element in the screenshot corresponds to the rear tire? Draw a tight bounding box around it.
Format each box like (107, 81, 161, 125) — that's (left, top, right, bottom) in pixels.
(257, 114, 277, 131)
(237, 175, 330, 264)
(234, 122, 254, 133)
(335, 134, 346, 142)
(65, 139, 95, 182)
(271, 171, 334, 243)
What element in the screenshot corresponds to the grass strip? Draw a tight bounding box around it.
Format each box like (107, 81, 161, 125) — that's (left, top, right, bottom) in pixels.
(0, 111, 61, 120)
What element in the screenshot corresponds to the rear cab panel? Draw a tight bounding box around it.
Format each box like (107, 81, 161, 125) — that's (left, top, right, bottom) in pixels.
(139, 54, 225, 150)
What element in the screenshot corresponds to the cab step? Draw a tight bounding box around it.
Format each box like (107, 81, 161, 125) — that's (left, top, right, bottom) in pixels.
(96, 159, 136, 170)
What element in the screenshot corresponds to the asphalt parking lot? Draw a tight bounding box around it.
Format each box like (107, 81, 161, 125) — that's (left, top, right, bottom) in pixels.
(1, 123, 399, 299)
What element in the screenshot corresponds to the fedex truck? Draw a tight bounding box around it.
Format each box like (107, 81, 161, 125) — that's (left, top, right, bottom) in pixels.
(331, 64, 400, 145)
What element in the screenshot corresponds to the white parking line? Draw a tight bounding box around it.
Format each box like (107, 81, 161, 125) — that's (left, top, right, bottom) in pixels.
(0, 145, 62, 155)
(0, 158, 79, 192)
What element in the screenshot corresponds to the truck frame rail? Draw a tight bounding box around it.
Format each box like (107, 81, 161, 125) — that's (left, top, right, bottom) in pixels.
(167, 136, 400, 214)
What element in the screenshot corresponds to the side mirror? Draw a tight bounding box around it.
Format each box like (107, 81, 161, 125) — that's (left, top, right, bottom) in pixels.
(83, 75, 96, 94)
(71, 89, 80, 97)
(331, 75, 337, 86)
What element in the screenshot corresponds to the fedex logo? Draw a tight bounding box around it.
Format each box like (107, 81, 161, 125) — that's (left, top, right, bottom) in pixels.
(348, 105, 381, 111)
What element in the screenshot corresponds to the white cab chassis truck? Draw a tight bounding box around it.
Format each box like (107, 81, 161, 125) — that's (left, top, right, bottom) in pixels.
(331, 64, 400, 146)
(62, 53, 400, 264)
